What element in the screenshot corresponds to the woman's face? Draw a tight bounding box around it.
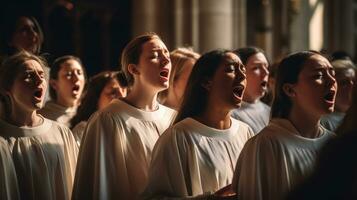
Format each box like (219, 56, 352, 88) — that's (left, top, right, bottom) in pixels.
(243, 52, 269, 103)
(135, 38, 171, 92)
(172, 58, 195, 106)
(207, 52, 247, 110)
(98, 79, 127, 110)
(335, 68, 355, 112)
(10, 17, 40, 54)
(51, 59, 85, 107)
(289, 54, 337, 117)
(9, 59, 47, 112)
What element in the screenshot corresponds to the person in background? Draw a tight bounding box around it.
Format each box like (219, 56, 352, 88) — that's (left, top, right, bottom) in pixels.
(320, 58, 355, 131)
(158, 47, 200, 110)
(144, 49, 254, 199)
(70, 70, 128, 145)
(233, 51, 336, 200)
(39, 55, 86, 127)
(72, 33, 176, 200)
(231, 47, 270, 134)
(0, 51, 78, 200)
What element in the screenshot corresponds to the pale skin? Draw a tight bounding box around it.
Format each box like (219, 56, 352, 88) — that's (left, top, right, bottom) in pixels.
(7, 60, 47, 127)
(285, 54, 337, 138)
(125, 38, 171, 111)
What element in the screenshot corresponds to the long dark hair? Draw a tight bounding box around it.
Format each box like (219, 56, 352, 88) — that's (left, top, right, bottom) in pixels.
(233, 46, 268, 65)
(70, 71, 127, 128)
(174, 49, 231, 123)
(271, 51, 319, 118)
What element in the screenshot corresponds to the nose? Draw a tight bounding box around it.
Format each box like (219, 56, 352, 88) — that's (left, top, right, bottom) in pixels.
(327, 72, 337, 88)
(236, 67, 247, 81)
(262, 66, 269, 77)
(34, 73, 43, 86)
(161, 53, 170, 66)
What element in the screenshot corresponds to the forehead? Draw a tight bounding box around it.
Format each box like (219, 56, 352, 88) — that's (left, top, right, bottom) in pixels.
(302, 54, 331, 71)
(23, 59, 43, 72)
(247, 52, 268, 63)
(59, 59, 83, 71)
(16, 17, 35, 28)
(222, 52, 242, 64)
(142, 38, 167, 52)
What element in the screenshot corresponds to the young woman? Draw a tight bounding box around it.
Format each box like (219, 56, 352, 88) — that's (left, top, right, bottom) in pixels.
(0, 51, 78, 199)
(320, 58, 355, 131)
(231, 47, 271, 134)
(39, 55, 86, 127)
(144, 50, 254, 199)
(233, 51, 337, 200)
(70, 70, 128, 145)
(159, 47, 200, 109)
(72, 33, 176, 200)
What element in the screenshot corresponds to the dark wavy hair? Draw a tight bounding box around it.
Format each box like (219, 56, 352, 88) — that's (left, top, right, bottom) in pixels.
(233, 46, 268, 65)
(70, 70, 127, 128)
(174, 49, 232, 123)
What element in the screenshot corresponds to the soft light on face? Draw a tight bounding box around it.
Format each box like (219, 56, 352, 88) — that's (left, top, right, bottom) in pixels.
(290, 54, 337, 117)
(52, 59, 85, 107)
(11, 17, 40, 54)
(335, 68, 355, 112)
(98, 79, 127, 110)
(135, 38, 171, 92)
(9, 59, 47, 112)
(243, 52, 269, 103)
(208, 52, 247, 111)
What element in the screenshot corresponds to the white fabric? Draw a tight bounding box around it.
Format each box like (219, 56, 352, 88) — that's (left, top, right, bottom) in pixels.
(144, 117, 254, 199)
(39, 100, 77, 127)
(233, 118, 335, 200)
(320, 112, 345, 132)
(0, 117, 78, 200)
(72, 99, 176, 200)
(71, 121, 87, 146)
(231, 100, 270, 134)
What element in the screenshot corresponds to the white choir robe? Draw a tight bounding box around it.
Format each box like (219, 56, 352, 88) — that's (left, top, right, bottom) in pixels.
(144, 117, 254, 199)
(320, 112, 345, 132)
(39, 100, 77, 127)
(0, 117, 78, 200)
(72, 99, 176, 200)
(71, 120, 87, 146)
(233, 118, 335, 200)
(231, 100, 270, 134)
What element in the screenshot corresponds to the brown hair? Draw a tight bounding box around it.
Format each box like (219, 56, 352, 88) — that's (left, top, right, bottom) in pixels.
(120, 32, 161, 86)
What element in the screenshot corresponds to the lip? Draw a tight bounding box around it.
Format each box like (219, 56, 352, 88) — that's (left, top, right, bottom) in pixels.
(159, 68, 170, 81)
(72, 84, 81, 94)
(232, 84, 245, 101)
(323, 90, 336, 105)
(33, 88, 43, 101)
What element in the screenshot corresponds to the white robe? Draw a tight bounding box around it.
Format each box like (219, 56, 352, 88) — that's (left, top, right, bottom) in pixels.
(233, 118, 335, 200)
(72, 99, 176, 200)
(231, 100, 270, 134)
(39, 100, 77, 127)
(320, 112, 345, 132)
(0, 117, 78, 200)
(71, 121, 87, 146)
(144, 117, 254, 199)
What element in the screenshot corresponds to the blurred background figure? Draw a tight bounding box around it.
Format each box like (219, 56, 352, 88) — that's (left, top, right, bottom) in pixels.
(39, 55, 86, 127)
(158, 47, 200, 110)
(231, 47, 271, 134)
(70, 70, 128, 145)
(320, 58, 356, 131)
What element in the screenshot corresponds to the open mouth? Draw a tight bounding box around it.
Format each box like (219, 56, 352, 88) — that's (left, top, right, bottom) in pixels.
(324, 90, 336, 102)
(159, 69, 169, 79)
(261, 81, 268, 88)
(72, 85, 80, 93)
(34, 88, 43, 99)
(233, 85, 245, 98)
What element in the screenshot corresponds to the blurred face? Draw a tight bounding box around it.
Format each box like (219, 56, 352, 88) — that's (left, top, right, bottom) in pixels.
(289, 54, 337, 118)
(51, 59, 85, 107)
(172, 58, 195, 106)
(243, 52, 269, 103)
(98, 79, 127, 109)
(135, 38, 171, 92)
(207, 52, 247, 110)
(335, 68, 355, 112)
(9, 60, 47, 113)
(10, 17, 40, 53)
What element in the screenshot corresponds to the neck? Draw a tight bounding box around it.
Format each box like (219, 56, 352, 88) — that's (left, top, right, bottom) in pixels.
(56, 98, 78, 108)
(124, 84, 160, 111)
(8, 108, 42, 127)
(195, 102, 231, 130)
(288, 107, 321, 138)
(243, 95, 259, 104)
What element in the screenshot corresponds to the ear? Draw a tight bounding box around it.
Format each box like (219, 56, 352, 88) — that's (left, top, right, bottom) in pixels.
(201, 79, 213, 91)
(49, 79, 58, 91)
(282, 83, 296, 97)
(127, 64, 140, 76)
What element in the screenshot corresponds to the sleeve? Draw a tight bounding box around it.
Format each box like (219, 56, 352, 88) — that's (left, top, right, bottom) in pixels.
(143, 129, 213, 200)
(72, 111, 130, 200)
(232, 135, 288, 200)
(0, 138, 20, 200)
